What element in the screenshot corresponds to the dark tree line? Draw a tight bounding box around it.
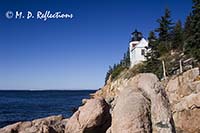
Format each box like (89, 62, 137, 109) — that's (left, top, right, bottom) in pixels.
(105, 0, 200, 83)
(151, 0, 200, 60)
(144, 0, 200, 78)
(184, 0, 200, 60)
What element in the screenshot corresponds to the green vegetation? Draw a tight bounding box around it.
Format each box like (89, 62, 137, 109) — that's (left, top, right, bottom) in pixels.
(104, 49, 130, 84)
(141, 0, 200, 78)
(184, 0, 200, 61)
(105, 0, 200, 83)
(171, 20, 184, 51)
(155, 8, 174, 53)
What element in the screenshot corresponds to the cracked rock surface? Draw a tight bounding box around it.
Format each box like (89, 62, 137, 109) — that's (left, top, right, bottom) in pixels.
(166, 68, 200, 133)
(109, 73, 175, 133)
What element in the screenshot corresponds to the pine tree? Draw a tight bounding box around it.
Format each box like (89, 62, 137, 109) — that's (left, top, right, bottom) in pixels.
(140, 31, 163, 78)
(171, 20, 183, 50)
(185, 0, 200, 60)
(156, 8, 173, 41)
(146, 31, 159, 60)
(148, 31, 157, 49)
(184, 14, 193, 40)
(156, 8, 174, 53)
(124, 48, 130, 68)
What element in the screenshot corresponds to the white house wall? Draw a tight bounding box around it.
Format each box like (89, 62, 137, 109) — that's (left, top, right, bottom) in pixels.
(129, 38, 148, 67)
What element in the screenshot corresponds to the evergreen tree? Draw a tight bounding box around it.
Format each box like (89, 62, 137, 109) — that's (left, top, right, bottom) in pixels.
(140, 31, 163, 79)
(185, 0, 200, 60)
(156, 8, 173, 41)
(146, 31, 159, 60)
(148, 31, 157, 49)
(156, 8, 174, 52)
(171, 20, 184, 50)
(184, 14, 193, 40)
(124, 48, 130, 68)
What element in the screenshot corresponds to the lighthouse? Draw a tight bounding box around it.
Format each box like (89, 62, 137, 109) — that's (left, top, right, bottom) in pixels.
(129, 30, 148, 68)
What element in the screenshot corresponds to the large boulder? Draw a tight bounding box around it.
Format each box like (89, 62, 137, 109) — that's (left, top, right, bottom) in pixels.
(65, 97, 111, 133)
(134, 74, 175, 133)
(111, 88, 151, 133)
(0, 115, 68, 133)
(110, 73, 175, 133)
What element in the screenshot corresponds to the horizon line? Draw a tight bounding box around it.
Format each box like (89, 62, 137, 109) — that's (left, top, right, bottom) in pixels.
(0, 89, 97, 91)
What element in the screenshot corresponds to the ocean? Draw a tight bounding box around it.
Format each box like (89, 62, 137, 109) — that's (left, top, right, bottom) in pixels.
(0, 90, 95, 128)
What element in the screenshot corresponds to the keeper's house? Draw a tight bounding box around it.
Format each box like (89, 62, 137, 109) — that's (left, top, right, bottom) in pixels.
(129, 30, 149, 68)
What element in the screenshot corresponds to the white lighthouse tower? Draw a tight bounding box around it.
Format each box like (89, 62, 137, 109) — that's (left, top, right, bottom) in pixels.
(129, 30, 148, 68)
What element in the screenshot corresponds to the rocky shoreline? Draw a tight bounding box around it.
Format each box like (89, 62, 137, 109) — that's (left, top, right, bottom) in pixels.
(1, 68, 200, 133)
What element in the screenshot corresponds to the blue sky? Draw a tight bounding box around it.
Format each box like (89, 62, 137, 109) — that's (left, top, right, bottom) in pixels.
(0, 0, 192, 90)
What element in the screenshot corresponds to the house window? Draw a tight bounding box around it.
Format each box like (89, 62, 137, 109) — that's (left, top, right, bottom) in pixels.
(132, 44, 136, 48)
(141, 49, 145, 55)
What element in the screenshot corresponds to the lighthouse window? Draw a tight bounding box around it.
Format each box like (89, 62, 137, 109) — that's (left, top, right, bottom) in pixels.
(141, 49, 145, 55)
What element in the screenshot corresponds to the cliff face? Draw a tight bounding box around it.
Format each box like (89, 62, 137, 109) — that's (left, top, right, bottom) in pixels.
(92, 68, 132, 100)
(165, 68, 200, 133)
(1, 68, 200, 133)
(107, 73, 175, 133)
(94, 67, 200, 133)
(66, 73, 176, 133)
